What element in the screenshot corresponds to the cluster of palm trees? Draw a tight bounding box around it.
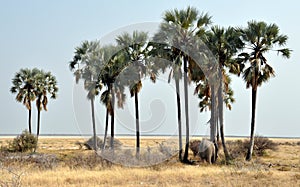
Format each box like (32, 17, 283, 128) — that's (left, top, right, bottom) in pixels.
(10, 68, 58, 144)
(11, 6, 290, 162)
(69, 7, 291, 162)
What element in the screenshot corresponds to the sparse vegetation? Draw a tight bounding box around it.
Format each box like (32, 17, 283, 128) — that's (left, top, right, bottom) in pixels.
(7, 130, 37, 152)
(4, 4, 296, 187)
(0, 137, 299, 186)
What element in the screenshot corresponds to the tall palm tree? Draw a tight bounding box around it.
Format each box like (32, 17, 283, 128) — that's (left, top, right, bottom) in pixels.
(159, 7, 212, 162)
(34, 70, 58, 145)
(10, 68, 40, 134)
(237, 21, 291, 161)
(204, 26, 244, 160)
(99, 45, 127, 150)
(116, 31, 150, 157)
(69, 41, 102, 151)
(150, 34, 184, 161)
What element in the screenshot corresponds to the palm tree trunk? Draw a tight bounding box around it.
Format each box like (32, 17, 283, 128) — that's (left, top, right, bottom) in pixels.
(28, 105, 32, 134)
(175, 78, 183, 161)
(102, 109, 109, 150)
(216, 120, 219, 142)
(218, 82, 230, 160)
(36, 98, 41, 139)
(37, 109, 41, 137)
(91, 97, 97, 151)
(135, 92, 140, 158)
(35, 98, 41, 152)
(210, 85, 216, 142)
(110, 84, 115, 150)
(246, 87, 257, 161)
(183, 57, 190, 163)
(27, 90, 32, 134)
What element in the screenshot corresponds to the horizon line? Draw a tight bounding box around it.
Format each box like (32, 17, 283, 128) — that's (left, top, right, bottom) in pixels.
(0, 134, 299, 139)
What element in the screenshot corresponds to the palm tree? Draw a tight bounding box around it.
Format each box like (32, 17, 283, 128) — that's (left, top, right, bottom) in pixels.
(10, 68, 40, 134)
(69, 41, 102, 151)
(159, 7, 212, 162)
(150, 34, 184, 161)
(237, 21, 291, 161)
(204, 26, 244, 160)
(99, 45, 127, 150)
(116, 31, 151, 157)
(34, 70, 58, 145)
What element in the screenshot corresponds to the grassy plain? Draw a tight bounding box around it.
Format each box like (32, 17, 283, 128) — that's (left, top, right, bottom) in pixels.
(0, 137, 299, 186)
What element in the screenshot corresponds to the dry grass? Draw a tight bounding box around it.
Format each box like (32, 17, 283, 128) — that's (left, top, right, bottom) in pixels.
(1, 136, 300, 186)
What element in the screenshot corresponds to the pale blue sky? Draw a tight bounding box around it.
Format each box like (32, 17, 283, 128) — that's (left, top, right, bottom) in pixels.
(1, 0, 299, 137)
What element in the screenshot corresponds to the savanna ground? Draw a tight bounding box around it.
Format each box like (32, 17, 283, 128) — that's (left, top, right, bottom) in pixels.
(0, 136, 299, 187)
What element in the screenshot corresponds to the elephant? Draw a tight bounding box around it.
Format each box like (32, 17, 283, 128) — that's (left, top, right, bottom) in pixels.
(190, 139, 218, 164)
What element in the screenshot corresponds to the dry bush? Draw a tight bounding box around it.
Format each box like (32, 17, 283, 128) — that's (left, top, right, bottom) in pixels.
(28, 154, 58, 169)
(7, 130, 37, 152)
(227, 136, 278, 159)
(226, 140, 244, 159)
(0, 163, 24, 187)
(98, 140, 178, 167)
(251, 136, 277, 156)
(1, 153, 58, 170)
(63, 153, 112, 170)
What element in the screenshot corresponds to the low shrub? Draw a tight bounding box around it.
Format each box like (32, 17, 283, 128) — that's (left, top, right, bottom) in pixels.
(8, 130, 37, 152)
(63, 153, 112, 169)
(251, 136, 277, 156)
(229, 136, 277, 158)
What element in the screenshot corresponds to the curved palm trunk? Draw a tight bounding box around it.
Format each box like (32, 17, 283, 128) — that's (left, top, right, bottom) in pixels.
(110, 84, 115, 150)
(134, 92, 140, 158)
(246, 87, 257, 161)
(175, 78, 183, 161)
(218, 83, 230, 160)
(183, 57, 190, 163)
(102, 109, 109, 150)
(90, 97, 97, 151)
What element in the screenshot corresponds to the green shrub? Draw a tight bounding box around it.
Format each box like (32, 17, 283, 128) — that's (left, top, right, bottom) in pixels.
(8, 130, 37, 152)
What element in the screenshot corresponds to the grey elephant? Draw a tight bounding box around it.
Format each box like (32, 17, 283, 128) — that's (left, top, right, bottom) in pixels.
(190, 139, 218, 164)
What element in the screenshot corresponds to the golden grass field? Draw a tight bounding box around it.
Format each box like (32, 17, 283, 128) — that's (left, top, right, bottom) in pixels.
(0, 136, 299, 187)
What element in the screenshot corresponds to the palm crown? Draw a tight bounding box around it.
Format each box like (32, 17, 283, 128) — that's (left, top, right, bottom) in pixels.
(238, 21, 291, 89)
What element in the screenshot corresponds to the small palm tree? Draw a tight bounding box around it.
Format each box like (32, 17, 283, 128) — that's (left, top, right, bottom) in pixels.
(10, 68, 40, 134)
(34, 70, 58, 144)
(237, 21, 291, 161)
